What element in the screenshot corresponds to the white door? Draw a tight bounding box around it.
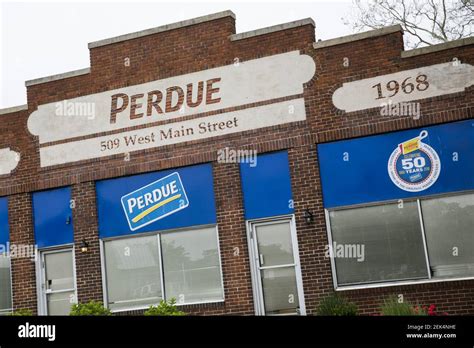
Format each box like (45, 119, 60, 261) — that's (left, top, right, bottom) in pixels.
(39, 249, 77, 315)
(248, 217, 305, 315)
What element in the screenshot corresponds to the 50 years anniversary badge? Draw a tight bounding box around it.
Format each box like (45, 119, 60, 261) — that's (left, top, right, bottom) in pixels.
(388, 130, 441, 192)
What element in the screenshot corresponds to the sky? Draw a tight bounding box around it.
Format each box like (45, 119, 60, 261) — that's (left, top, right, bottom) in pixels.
(0, 0, 355, 108)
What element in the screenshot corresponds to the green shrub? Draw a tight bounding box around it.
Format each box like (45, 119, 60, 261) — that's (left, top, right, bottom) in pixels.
(316, 294, 358, 316)
(9, 309, 33, 316)
(144, 298, 185, 316)
(380, 296, 427, 316)
(70, 301, 112, 316)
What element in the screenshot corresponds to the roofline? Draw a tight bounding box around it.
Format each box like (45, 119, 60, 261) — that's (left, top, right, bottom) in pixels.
(0, 104, 28, 115)
(401, 35, 474, 58)
(88, 10, 236, 49)
(24, 13, 315, 87)
(23, 16, 473, 89)
(313, 24, 474, 57)
(230, 18, 315, 41)
(313, 24, 402, 49)
(25, 68, 90, 87)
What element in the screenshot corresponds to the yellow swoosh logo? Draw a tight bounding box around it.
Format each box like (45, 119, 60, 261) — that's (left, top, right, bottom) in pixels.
(131, 194, 182, 223)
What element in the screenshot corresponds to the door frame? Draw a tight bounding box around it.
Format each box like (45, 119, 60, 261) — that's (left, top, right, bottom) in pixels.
(246, 214, 306, 315)
(36, 245, 78, 316)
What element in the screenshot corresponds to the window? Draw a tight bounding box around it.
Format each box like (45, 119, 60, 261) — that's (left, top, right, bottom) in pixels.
(103, 226, 223, 311)
(329, 202, 428, 286)
(104, 235, 162, 311)
(328, 192, 474, 288)
(161, 227, 223, 304)
(0, 254, 12, 314)
(421, 193, 474, 278)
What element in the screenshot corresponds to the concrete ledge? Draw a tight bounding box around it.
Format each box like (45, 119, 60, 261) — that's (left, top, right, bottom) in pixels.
(230, 18, 315, 41)
(0, 104, 28, 115)
(88, 10, 236, 49)
(25, 68, 90, 87)
(313, 24, 402, 49)
(402, 36, 474, 58)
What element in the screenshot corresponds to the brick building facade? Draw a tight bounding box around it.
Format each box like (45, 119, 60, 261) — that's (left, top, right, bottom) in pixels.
(0, 10, 473, 316)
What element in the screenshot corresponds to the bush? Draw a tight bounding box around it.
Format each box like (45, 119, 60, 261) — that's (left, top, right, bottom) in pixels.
(380, 296, 426, 316)
(415, 304, 448, 316)
(70, 301, 112, 316)
(9, 309, 33, 316)
(316, 294, 358, 316)
(144, 299, 185, 316)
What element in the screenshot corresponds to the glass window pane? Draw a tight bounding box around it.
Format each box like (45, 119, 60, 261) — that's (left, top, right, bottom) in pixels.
(261, 266, 299, 315)
(44, 251, 74, 291)
(255, 222, 294, 266)
(0, 255, 12, 312)
(421, 193, 474, 278)
(161, 227, 223, 304)
(47, 291, 75, 315)
(329, 202, 428, 286)
(104, 235, 162, 311)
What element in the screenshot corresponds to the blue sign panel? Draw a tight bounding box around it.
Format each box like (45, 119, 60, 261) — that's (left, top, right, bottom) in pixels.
(121, 172, 189, 231)
(96, 163, 216, 238)
(318, 119, 474, 208)
(32, 187, 74, 248)
(240, 151, 294, 219)
(0, 197, 9, 246)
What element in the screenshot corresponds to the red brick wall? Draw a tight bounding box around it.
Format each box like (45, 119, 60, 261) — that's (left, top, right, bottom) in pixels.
(71, 181, 103, 304)
(304, 31, 474, 315)
(1, 13, 473, 315)
(288, 144, 334, 315)
(8, 193, 37, 313)
(210, 161, 254, 315)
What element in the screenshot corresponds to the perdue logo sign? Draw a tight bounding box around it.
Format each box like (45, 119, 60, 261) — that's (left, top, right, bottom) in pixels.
(27, 51, 315, 168)
(120, 172, 189, 231)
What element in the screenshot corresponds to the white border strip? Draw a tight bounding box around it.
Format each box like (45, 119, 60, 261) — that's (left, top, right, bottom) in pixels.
(313, 25, 402, 49)
(88, 10, 236, 49)
(402, 36, 474, 58)
(25, 68, 90, 87)
(230, 18, 315, 41)
(0, 104, 28, 115)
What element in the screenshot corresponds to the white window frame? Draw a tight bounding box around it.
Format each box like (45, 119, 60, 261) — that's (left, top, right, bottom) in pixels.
(161, 224, 225, 307)
(0, 252, 13, 315)
(246, 214, 306, 316)
(100, 224, 225, 313)
(325, 191, 474, 291)
(100, 231, 165, 313)
(35, 245, 78, 316)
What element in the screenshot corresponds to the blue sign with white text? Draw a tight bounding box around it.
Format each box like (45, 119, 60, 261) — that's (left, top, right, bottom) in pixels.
(96, 163, 216, 238)
(121, 172, 189, 231)
(318, 119, 474, 208)
(0, 197, 9, 246)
